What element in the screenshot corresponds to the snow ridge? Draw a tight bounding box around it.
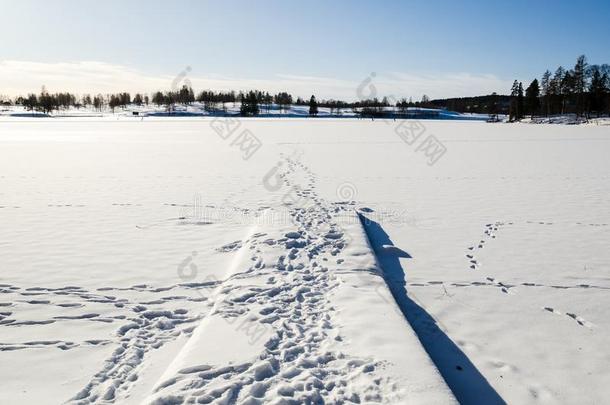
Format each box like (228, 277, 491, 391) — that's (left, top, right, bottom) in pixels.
(144, 155, 403, 404)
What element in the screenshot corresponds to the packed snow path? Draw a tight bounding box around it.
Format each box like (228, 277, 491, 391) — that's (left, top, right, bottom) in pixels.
(143, 154, 456, 404)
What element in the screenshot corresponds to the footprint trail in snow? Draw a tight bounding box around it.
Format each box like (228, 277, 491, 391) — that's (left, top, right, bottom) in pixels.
(146, 154, 401, 404)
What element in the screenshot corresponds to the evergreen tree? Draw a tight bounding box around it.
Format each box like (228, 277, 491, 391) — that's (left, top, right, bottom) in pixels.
(240, 91, 259, 116)
(263, 92, 273, 113)
(602, 72, 610, 115)
(308, 95, 318, 116)
(178, 85, 194, 105)
(551, 66, 565, 115)
(517, 82, 524, 120)
(589, 66, 607, 117)
(251, 91, 260, 115)
(525, 79, 540, 118)
(541, 70, 551, 116)
(573, 55, 588, 116)
(560, 71, 575, 114)
(152, 91, 165, 106)
(509, 80, 519, 121)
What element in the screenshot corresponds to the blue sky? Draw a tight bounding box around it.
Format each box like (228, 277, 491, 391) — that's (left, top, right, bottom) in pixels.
(1, 0, 609, 99)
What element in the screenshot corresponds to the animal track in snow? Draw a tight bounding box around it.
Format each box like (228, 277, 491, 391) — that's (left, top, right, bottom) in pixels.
(543, 307, 594, 328)
(464, 221, 509, 270)
(486, 277, 516, 294)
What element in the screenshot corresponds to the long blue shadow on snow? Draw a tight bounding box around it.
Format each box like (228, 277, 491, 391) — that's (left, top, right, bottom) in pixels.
(358, 213, 505, 405)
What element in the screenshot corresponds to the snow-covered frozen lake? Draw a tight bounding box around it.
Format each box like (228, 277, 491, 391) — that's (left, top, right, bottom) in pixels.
(1, 118, 609, 404)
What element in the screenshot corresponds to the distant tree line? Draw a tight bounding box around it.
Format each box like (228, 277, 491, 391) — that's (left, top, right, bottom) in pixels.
(12, 87, 150, 114)
(238, 91, 318, 116)
(6, 80, 433, 118)
(506, 55, 609, 121)
(431, 55, 610, 121)
(429, 94, 510, 116)
(6, 55, 608, 120)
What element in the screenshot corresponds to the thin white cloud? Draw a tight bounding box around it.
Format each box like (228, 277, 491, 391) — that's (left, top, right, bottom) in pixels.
(0, 60, 511, 100)
(0, 60, 174, 96)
